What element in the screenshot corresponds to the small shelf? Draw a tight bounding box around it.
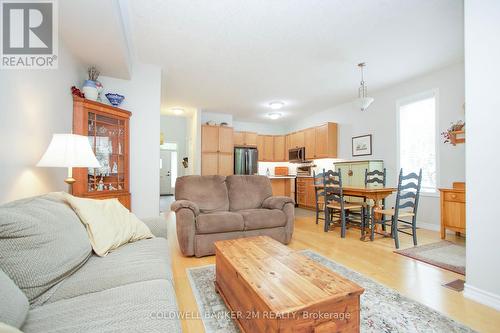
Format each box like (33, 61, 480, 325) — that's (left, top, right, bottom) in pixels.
(450, 130, 465, 145)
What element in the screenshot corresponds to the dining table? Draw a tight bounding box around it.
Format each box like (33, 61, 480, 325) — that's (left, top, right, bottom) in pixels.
(313, 184, 397, 241)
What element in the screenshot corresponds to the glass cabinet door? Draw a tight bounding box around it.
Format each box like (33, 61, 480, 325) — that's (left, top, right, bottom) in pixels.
(87, 112, 125, 193)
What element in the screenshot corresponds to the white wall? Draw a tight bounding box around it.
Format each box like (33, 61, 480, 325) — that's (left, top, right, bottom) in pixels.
(464, 0, 500, 310)
(201, 111, 233, 126)
(99, 63, 162, 218)
(160, 115, 188, 177)
(233, 120, 288, 135)
(287, 63, 465, 229)
(0, 42, 85, 203)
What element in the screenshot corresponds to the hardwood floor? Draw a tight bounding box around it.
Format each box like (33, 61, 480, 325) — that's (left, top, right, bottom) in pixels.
(164, 208, 500, 333)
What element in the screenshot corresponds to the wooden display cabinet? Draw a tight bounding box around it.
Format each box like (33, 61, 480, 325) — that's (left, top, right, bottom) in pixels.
(72, 96, 131, 210)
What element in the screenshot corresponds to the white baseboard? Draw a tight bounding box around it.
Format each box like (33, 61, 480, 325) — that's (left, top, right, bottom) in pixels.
(464, 284, 500, 311)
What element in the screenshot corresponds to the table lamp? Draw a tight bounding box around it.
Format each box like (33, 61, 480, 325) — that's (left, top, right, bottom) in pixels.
(37, 134, 100, 190)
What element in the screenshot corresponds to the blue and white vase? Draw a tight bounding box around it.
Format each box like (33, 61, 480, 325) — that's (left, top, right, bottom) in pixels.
(82, 80, 98, 101)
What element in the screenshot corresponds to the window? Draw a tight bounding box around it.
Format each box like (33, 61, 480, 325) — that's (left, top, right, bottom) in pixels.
(398, 92, 437, 193)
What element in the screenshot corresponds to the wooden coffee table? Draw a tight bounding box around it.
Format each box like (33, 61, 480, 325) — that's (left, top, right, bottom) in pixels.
(214, 236, 364, 333)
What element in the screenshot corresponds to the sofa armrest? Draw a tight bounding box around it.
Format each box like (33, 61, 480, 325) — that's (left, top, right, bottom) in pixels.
(262, 196, 295, 210)
(142, 217, 168, 238)
(171, 200, 200, 216)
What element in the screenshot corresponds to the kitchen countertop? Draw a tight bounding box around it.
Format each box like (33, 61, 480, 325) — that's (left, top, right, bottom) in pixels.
(265, 175, 297, 179)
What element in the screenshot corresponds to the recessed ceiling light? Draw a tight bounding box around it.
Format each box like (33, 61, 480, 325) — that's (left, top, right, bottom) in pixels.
(267, 112, 282, 120)
(269, 101, 285, 110)
(171, 108, 184, 115)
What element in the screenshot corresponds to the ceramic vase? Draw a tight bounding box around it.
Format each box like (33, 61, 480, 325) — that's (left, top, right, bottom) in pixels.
(82, 80, 98, 101)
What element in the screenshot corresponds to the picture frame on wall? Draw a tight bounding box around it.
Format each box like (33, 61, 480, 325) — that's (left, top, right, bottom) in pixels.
(352, 134, 372, 156)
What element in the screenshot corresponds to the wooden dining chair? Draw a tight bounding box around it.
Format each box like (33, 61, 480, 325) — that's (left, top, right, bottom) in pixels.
(312, 170, 325, 225)
(364, 168, 387, 228)
(322, 169, 366, 238)
(370, 169, 422, 249)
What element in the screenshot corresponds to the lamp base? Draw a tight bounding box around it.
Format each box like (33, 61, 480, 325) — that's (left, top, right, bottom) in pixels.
(64, 177, 76, 185)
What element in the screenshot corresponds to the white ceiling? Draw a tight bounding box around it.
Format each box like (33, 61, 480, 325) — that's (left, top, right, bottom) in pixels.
(60, 0, 131, 79)
(127, 0, 463, 122)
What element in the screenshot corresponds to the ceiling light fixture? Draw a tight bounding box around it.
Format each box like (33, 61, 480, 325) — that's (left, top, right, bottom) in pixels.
(269, 101, 285, 110)
(171, 108, 185, 115)
(356, 63, 374, 111)
(267, 112, 282, 120)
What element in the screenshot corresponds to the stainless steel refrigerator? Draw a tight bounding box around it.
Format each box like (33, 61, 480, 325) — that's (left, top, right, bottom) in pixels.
(234, 147, 258, 175)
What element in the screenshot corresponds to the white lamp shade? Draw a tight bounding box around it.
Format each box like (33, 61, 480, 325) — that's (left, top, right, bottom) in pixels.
(37, 134, 101, 168)
(357, 97, 374, 111)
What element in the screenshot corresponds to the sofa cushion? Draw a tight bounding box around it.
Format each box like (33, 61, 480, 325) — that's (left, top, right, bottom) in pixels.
(226, 175, 272, 211)
(196, 212, 244, 234)
(21, 279, 181, 333)
(46, 238, 172, 303)
(175, 175, 229, 213)
(238, 208, 287, 230)
(0, 268, 29, 328)
(0, 193, 92, 305)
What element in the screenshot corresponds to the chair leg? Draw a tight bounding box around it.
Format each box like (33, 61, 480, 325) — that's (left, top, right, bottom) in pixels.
(412, 217, 418, 246)
(340, 210, 346, 238)
(315, 204, 319, 225)
(393, 217, 400, 249)
(361, 207, 366, 239)
(323, 207, 330, 232)
(370, 207, 375, 241)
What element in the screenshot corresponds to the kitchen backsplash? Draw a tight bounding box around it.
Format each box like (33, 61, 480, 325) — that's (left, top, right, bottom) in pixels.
(257, 158, 344, 176)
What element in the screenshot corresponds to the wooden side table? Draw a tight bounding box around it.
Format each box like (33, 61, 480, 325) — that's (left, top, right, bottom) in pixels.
(439, 182, 466, 239)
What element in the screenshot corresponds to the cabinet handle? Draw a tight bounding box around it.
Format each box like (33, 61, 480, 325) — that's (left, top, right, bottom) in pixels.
(348, 170, 353, 176)
(451, 194, 456, 198)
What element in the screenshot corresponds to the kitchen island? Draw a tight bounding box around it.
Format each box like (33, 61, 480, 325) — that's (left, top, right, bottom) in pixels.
(267, 176, 295, 199)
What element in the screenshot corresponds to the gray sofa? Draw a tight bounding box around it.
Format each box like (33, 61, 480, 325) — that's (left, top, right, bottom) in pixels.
(172, 175, 295, 257)
(0, 194, 181, 333)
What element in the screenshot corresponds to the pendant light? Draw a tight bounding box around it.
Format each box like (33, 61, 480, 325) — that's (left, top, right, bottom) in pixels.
(356, 62, 374, 111)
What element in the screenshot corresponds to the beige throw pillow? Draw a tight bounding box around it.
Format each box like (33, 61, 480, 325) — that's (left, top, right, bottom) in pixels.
(63, 194, 153, 256)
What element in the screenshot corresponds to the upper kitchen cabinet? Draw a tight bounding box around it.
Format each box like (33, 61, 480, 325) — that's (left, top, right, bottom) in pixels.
(290, 130, 305, 149)
(304, 127, 316, 160)
(233, 131, 257, 147)
(201, 125, 234, 175)
(273, 135, 286, 161)
(315, 123, 338, 158)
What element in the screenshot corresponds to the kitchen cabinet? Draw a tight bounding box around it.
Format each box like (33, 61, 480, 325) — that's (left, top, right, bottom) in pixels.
(270, 178, 293, 198)
(290, 131, 305, 149)
(304, 128, 316, 160)
(233, 131, 257, 147)
(315, 123, 338, 158)
(263, 135, 274, 161)
(439, 183, 466, 239)
(273, 135, 286, 161)
(201, 125, 234, 175)
(296, 177, 315, 209)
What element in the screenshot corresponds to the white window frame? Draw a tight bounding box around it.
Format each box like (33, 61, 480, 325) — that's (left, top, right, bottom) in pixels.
(396, 89, 440, 197)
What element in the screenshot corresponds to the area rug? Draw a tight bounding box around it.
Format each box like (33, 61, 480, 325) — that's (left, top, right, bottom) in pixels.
(395, 241, 465, 275)
(187, 250, 474, 333)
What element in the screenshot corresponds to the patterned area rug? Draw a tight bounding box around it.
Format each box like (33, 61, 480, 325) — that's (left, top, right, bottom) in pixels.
(187, 250, 474, 333)
(395, 241, 465, 275)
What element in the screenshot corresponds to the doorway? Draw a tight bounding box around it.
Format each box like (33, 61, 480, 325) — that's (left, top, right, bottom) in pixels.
(160, 142, 178, 195)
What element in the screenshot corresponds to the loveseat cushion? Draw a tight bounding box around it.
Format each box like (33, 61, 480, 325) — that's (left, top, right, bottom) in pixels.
(21, 279, 181, 333)
(238, 209, 287, 230)
(0, 193, 92, 305)
(196, 212, 244, 234)
(45, 238, 172, 303)
(226, 175, 272, 211)
(0, 268, 29, 328)
(175, 175, 229, 213)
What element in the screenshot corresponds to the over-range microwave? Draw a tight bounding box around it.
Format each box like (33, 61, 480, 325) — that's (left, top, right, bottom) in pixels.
(288, 147, 305, 163)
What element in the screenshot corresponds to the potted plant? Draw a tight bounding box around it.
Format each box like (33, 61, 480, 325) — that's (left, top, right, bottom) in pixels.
(441, 120, 465, 144)
(82, 66, 101, 101)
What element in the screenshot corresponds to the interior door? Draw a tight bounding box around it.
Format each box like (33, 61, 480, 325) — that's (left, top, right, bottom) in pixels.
(160, 150, 172, 195)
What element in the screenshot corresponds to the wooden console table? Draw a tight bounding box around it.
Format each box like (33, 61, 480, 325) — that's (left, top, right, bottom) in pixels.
(439, 182, 466, 239)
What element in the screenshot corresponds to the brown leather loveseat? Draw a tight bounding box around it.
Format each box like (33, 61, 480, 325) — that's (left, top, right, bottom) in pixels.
(171, 175, 295, 257)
